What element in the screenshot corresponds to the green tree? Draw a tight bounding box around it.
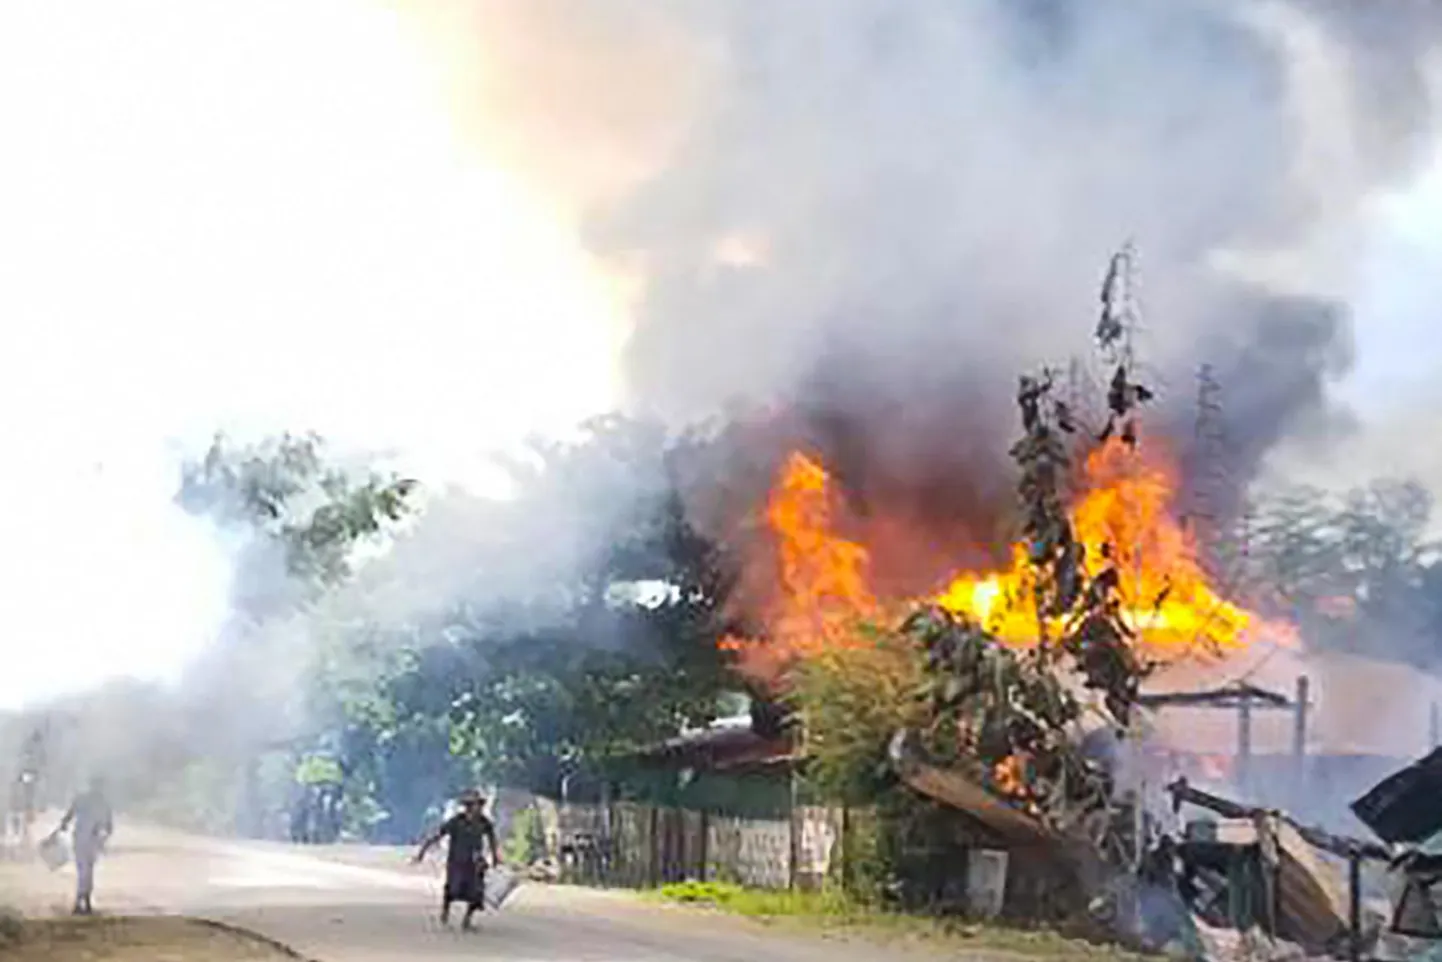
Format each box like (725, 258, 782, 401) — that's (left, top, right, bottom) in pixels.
(784, 251, 1167, 914)
(325, 416, 740, 836)
(416, 461, 735, 789)
(1246, 478, 1440, 663)
(177, 432, 416, 597)
(159, 432, 418, 836)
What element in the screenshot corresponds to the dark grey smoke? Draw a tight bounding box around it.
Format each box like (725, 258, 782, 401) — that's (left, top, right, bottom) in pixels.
(561, 0, 1440, 538)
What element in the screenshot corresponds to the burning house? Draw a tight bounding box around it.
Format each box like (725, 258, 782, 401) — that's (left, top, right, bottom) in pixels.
(636, 278, 1442, 949)
(537, 229, 1442, 953)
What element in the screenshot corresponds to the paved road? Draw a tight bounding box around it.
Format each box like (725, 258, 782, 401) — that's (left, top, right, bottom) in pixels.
(6, 825, 960, 962)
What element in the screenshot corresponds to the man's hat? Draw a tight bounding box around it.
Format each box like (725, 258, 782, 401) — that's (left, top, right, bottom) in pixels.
(458, 788, 486, 805)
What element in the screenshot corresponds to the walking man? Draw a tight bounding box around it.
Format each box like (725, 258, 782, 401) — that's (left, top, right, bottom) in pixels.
(50, 776, 113, 915)
(6, 728, 46, 850)
(5, 770, 37, 851)
(413, 788, 500, 930)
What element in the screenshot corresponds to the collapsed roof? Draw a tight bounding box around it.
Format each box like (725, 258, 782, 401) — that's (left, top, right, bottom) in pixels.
(1351, 746, 1442, 846)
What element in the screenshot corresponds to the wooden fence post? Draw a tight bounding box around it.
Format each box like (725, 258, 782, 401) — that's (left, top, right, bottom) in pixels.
(788, 813, 799, 890)
(787, 769, 800, 890)
(699, 810, 710, 882)
(1348, 850, 1362, 962)
(648, 805, 661, 889)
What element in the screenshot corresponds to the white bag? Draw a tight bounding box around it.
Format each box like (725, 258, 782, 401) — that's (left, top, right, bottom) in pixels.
(483, 865, 520, 910)
(38, 834, 69, 872)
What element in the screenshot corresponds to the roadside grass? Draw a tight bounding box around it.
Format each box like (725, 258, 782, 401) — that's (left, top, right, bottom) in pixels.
(0, 916, 298, 962)
(650, 880, 1151, 961)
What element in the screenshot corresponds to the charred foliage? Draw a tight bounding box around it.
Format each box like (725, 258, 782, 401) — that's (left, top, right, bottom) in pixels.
(890, 250, 1164, 873)
(790, 253, 1167, 908)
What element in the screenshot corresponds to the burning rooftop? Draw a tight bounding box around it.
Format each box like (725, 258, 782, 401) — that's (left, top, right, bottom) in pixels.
(723, 429, 1293, 687)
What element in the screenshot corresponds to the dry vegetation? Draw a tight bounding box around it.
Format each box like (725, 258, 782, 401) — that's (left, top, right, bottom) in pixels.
(0, 916, 298, 962)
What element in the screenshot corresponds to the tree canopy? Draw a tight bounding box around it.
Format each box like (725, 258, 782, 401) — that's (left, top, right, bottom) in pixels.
(177, 432, 416, 609)
(176, 417, 747, 840)
(1245, 477, 1442, 665)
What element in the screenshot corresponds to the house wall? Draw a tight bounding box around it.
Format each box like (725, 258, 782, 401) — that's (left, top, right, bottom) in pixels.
(541, 788, 1083, 922)
(883, 798, 1082, 921)
(609, 764, 793, 820)
(550, 799, 841, 889)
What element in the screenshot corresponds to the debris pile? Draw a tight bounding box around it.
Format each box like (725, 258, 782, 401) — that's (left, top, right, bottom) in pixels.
(877, 330, 1399, 955)
(1163, 779, 1391, 960)
(1350, 748, 1442, 961)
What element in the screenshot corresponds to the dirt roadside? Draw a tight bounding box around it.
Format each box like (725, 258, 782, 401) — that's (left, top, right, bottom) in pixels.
(1, 916, 301, 962)
(1, 845, 303, 962)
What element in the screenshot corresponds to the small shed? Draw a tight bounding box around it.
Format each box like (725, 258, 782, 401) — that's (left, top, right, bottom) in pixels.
(618, 715, 799, 819)
(887, 729, 1093, 921)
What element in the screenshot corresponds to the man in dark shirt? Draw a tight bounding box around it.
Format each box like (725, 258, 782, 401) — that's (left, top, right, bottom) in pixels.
(51, 776, 113, 915)
(414, 788, 500, 929)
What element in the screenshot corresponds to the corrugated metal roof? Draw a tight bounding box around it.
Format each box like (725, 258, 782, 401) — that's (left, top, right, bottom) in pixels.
(629, 723, 795, 771)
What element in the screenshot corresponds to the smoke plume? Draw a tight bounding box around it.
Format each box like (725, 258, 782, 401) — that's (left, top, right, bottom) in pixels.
(442, 0, 1442, 527)
(7, 0, 1442, 824)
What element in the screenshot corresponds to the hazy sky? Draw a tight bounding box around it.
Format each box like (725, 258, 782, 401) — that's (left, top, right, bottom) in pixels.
(1345, 164, 1442, 412)
(1303, 151, 1442, 493)
(0, 1, 1437, 708)
(0, 0, 628, 707)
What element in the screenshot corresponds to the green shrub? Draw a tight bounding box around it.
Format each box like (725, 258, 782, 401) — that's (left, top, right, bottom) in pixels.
(786, 622, 927, 806)
(785, 626, 928, 902)
(502, 805, 546, 865)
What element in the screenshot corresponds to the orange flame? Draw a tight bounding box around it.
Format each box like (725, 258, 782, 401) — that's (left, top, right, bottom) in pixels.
(994, 755, 1026, 794)
(726, 436, 1291, 681)
(721, 452, 880, 680)
(938, 437, 1274, 657)
(768, 451, 876, 638)
(990, 755, 1053, 815)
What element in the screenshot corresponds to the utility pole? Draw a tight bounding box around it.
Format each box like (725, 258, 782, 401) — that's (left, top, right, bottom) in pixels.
(1292, 676, 1310, 804)
(1236, 689, 1253, 794)
(1190, 364, 1242, 579)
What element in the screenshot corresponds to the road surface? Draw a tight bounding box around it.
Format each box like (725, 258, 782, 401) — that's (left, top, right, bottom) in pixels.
(3, 824, 964, 962)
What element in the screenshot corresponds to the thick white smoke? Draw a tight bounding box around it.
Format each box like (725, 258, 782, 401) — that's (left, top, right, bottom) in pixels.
(0, 0, 628, 708)
(3, 0, 1442, 714)
(575, 0, 1438, 474)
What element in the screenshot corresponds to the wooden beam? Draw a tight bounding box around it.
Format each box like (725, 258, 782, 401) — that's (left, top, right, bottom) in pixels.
(1140, 682, 1293, 710)
(1167, 778, 1390, 862)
